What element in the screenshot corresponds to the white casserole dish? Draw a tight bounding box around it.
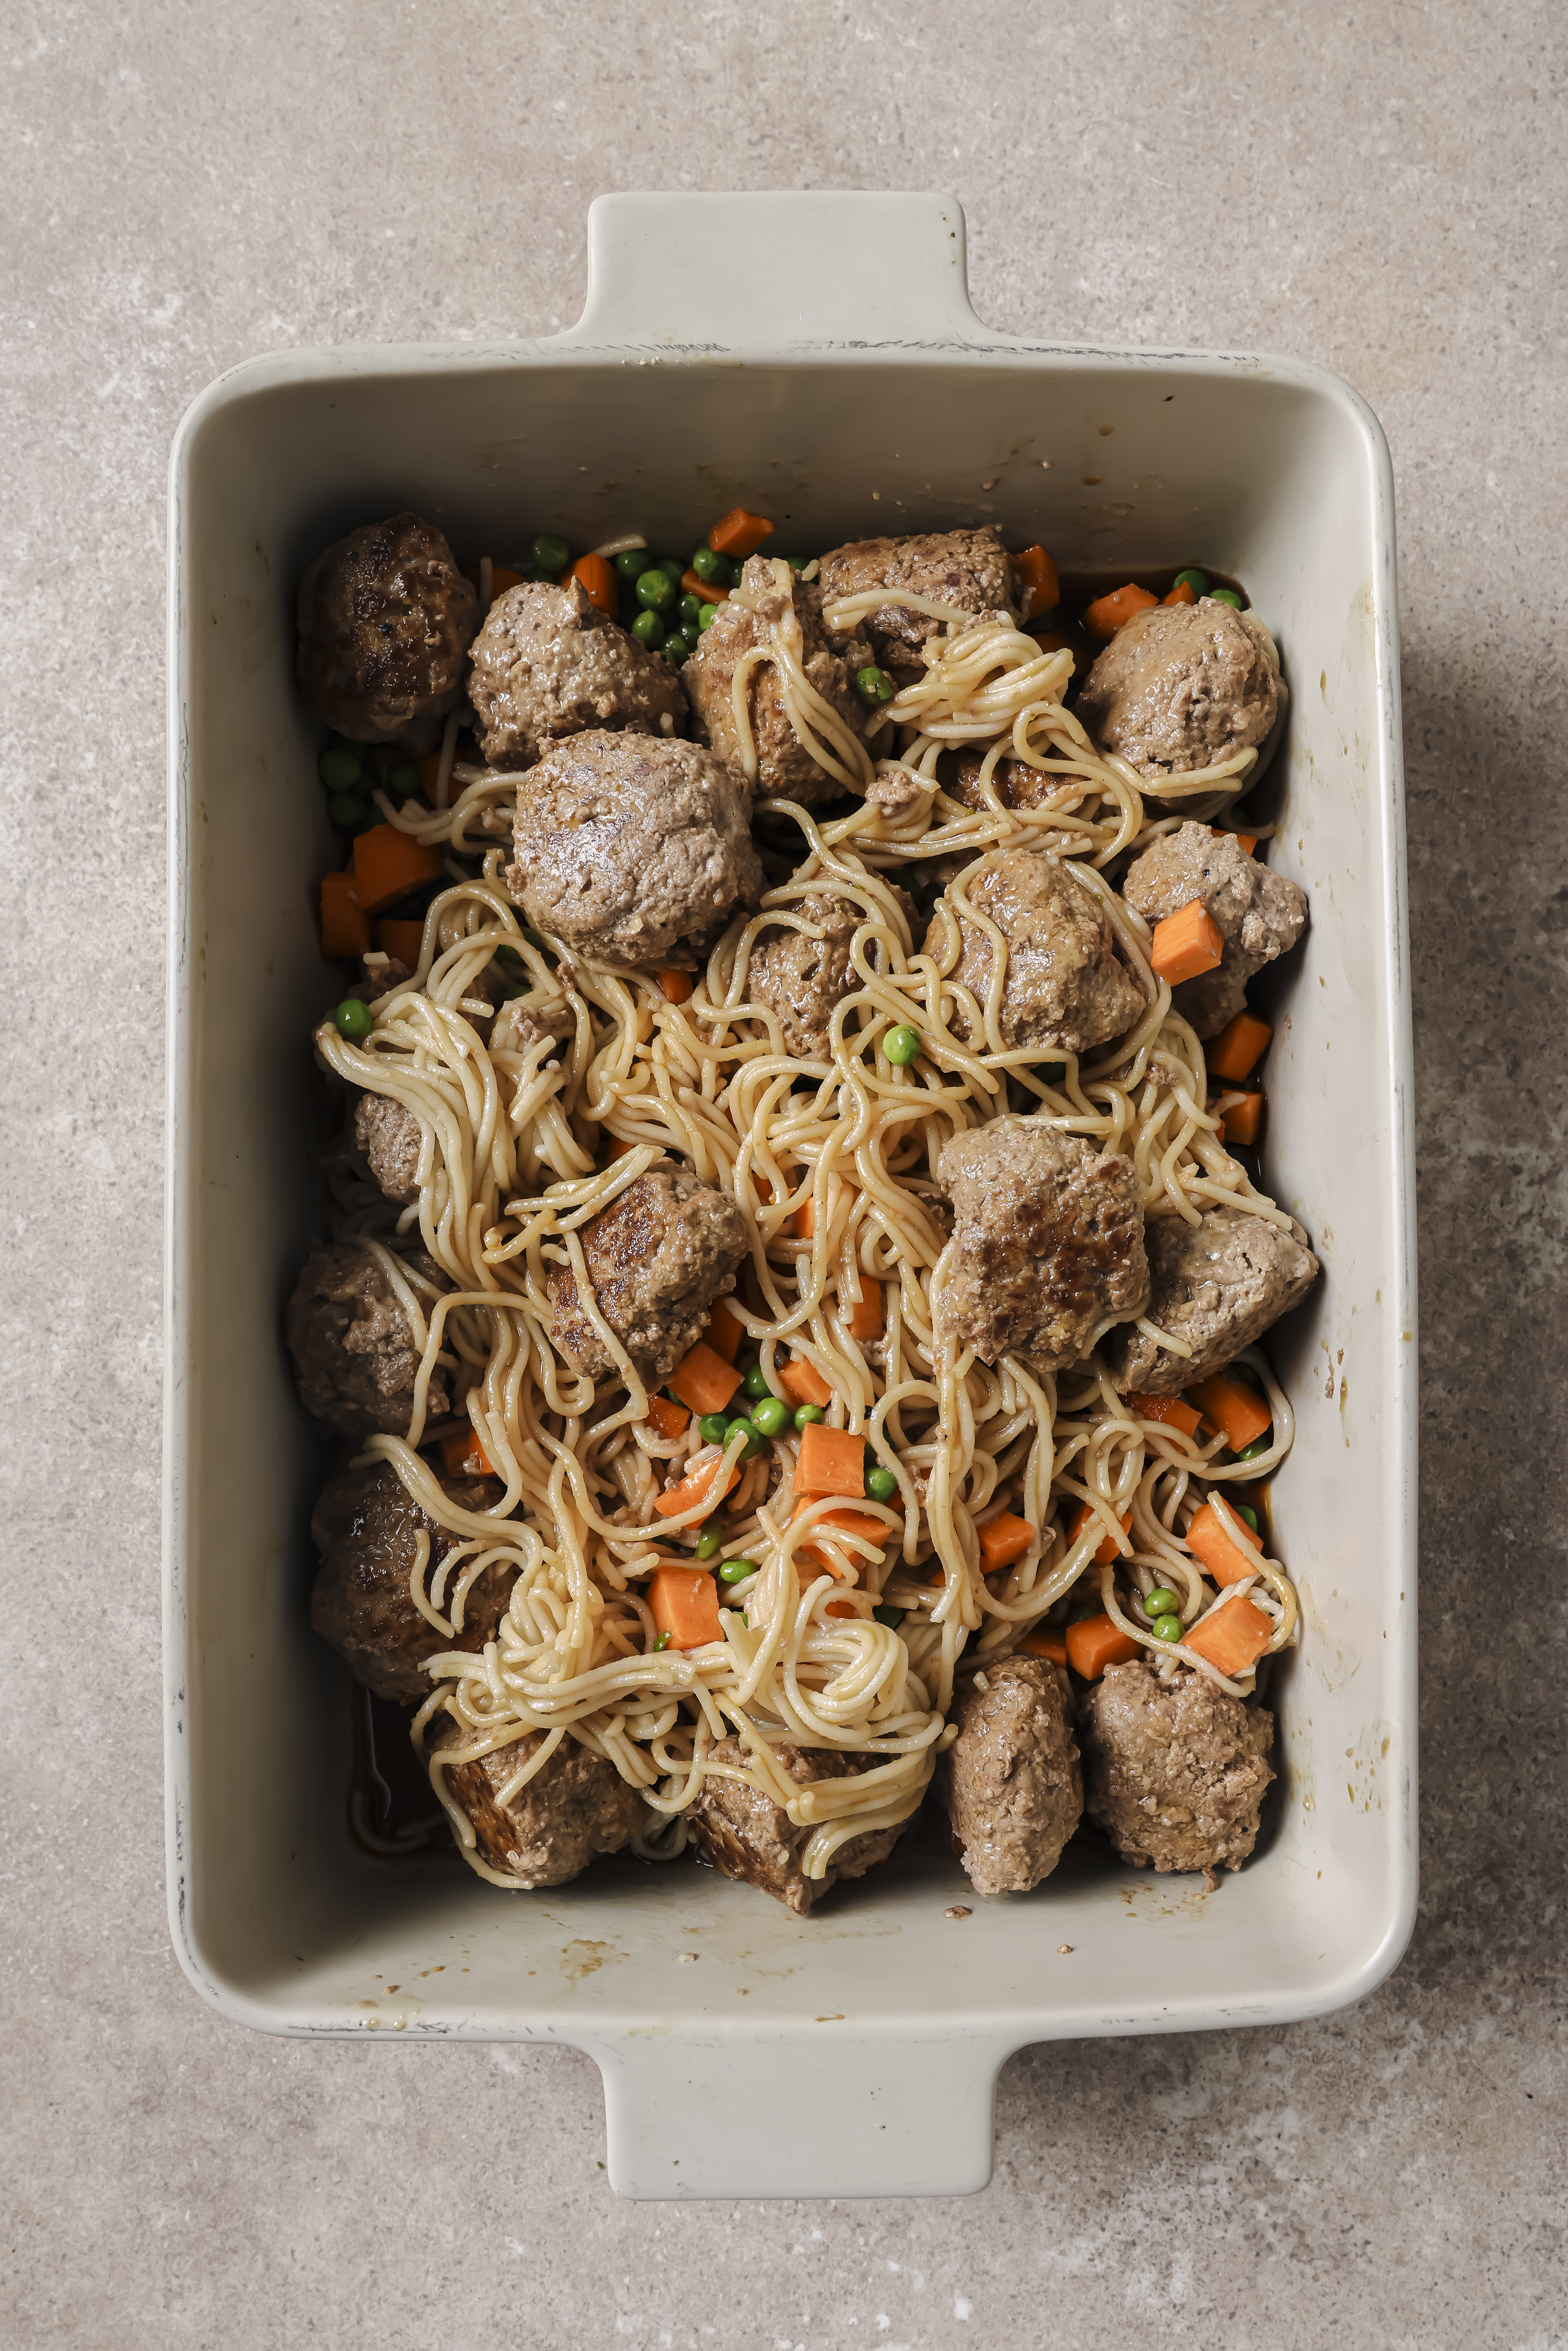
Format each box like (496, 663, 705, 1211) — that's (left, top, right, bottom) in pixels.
(164, 189, 1417, 2200)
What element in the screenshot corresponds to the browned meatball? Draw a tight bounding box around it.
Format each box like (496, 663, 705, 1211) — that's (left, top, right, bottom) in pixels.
(936, 1117, 1149, 1370)
(429, 1717, 647, 1887)
(285, 1241, 449, 1438)
(1077, 599, 1281, 780)
(310, 1462, 512, 1704)
(689, 1736, 907, 1915)
(929, 850, 1146, 1053)
(467, 578, 686, 770)
(355, 1093, 422, 1205)
(1079, 1657, 1275, 1874)
(1103, 1206, 1318, 1396)
(547, 1167, 749, 1384)
(1121, 821, 1307, 1037)
(506, 731, 764, 971)
(681, 555, 872, 805)
(946, 1654, 1083, 1895)
(745, 886, 917, 1059)
(944, 748, 1072, 813)
(817, 527, 1016, 679)
(296, 512, 478, 755)
(488, 995, 576, 1059)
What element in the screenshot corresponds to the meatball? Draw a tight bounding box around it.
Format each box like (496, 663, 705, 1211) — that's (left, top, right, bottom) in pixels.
(946, 1654, 1083, 1895)
(1121, 821, 1307, 1038)
(489, 995, 576, 1059)
(1079, 1656, 1275, 1874)
(944, 748, 1070, 814)
(746, 886, 917, 1059)
(296, 512, 478, 755)
(929, 850, 1146, 1053)
(936, 1116, 1149, 1370)
(681, 555, 872, 805)
(429, 1717, 646, 1888)
(689, 1735, 907, 1916)
(1077, 598, 1281, 781)
(1103, 1207, 1318, 1396)
(355, 1093, 422, 1205)
(310, 1461, 511, 1704)
(818, 526, 1016, 679)
(506, 731, 764, 971)
(285, 1241, 449, 1438)
(547, 1166, 749, 1384)
(467, 577, 686, 771)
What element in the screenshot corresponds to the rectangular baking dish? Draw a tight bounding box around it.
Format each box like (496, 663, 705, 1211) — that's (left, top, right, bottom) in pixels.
(164, 189, 1417, 2200)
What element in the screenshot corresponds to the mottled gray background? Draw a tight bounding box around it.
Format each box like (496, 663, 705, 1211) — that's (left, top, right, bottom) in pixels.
(3, 2, 1564, 2344)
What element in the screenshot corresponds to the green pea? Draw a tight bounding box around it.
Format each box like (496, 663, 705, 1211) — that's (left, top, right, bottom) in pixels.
(1151, 1613, 1185, 1643)
(697, 1413, 731, 1447)
(319, 744, 363, 791)
(691, 544, 727, 583)
(655, 555, 687, 585)
(883, 1025, 922, 1067)
(520, 926, 547, 950)
(1208, 587, 1243, 608)
(614, 547, 653, 581)
(334, 998, 372, 1040)
(1237, 1434, 1272, 1462)
(697, 602, 721, 631)
(718, 1557, 757, 1585)
(743, 1364, 774, 1400)
(1144, 1589, 1181, 1617)
(784, 553, 813, 572)
(631, 609, 666, 648)
(873, 1605, 905, 1630)
(652, 1630, 671, 1651)
(794, 1403, 826, 1431)
(694, 1529, 721, 1561)
(1228, 1360, 1265, 1393)
(635, 567, 676, 613)
(854, 664, 897, 706)
(386, 760, 419, 800)
(1235, 1503, 1259, 1532)
(673, 624, 701, 656)
(663, 641, 688, 669)
(327, 791, 370, 831)
(865, 1465, 899, 1503)
(1173, 567, 1209, 597)
(678, 592, 703, 627)
(532, 533, 570, 576)
(750, 1396, 790, 1437)
(724, 1417, 764, 1461)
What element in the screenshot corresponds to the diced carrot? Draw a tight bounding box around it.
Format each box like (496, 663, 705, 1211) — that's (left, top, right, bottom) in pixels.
(1151, 899, 1224, 986)
(647, 1565, 723, 1650)
(791, 1501, 888, 1576)
(1163, 578, 1196, 606)
(1183, 1592, 1273, 1675)
(442, 1426, 495, 1480)
(1065, 1614, 1141, 1679)
(1019, 1627, 1068, 1666)
(1069, 1500, 1132, 1564)
(1207, 1009, 1272, 1083)
(463, 564, 525, 601)
(795, 1424, 866, 1497)
(1235, 834, 1258, 856)
(842, 1282, 883, 1340)
(568, 552, 618, 620)
(682, 567, 724, 604)
(645, 1393, 690, 1441)
(824, 1597, 858, 1618)
(652, 1454, 739, 1521)
(1013, 544, 1059, 622)
(702, 1299, 745, 1365)
(321, 872, 370, 958)
(1084, 583, 1159, 640)
(656, 968, 693, 1004)
(377, 918, 425, 966)
(794, 1197, 815, 1239)
(668, 1342, 744, 1418)
(1213, 1117, 1227, 1145)
(1221, 1091, 1264, 1145)
(979, 1513, 1036, 1573)
(778, 1356, 833, 1409)
(708, 507, 774, 559)
(1185, 1500, 1262, 1588)
(351, 824, 446, 918)
(1185, 1371, 1271, 1452)
(1125, 1393, 1203, 1437)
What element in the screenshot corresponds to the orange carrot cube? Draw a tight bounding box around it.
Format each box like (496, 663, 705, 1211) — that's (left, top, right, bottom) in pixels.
(647, 1566, 723, 1650)
(979, 1513, 1036, 1573)
(1183, 1592, 1273, 1675)
(1018, 1627, 1068, 1666)
(1084, 583, 1159, 639)
(1125, 1393, 1203, 1437)
(1185, 1372, 1271, 1451)
(1207, 1010, 1272, 1082)
(708, 507, 774, 559)
(702, 1299, 745, 1365)
(1151, 899, 1225, 986)
(668, 1343, 744, 1419)
(645, 1394, 690, 1441)
(1065, 1614, 1141, 1679)
(794, 1424, 866, 1497)
(1069, 1500, 1132, 1564)
(778, 1356, 833, 1409)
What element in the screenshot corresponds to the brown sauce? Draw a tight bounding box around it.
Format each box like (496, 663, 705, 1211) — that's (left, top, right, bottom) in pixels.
(347, 1682, 451, 1860)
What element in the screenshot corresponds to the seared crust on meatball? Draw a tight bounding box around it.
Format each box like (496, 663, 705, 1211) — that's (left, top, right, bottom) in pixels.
(468, 578, 686, 771)
(1103, 1206, 1317, 1395)
(310, 1462, 509, 1704)
(429, 1717, 646, 1888)
(936, 1116, 1149, 1370)
(1080, 1658, 1275, 1874)
(818, 527, 1016, 678)
(1077, 598, 1281, 781)
(547, 1167, 749, 1384)
(929, 851, 1146, 1053)
(681, 555, 872, 805)
(296, 512, 478, 755)
(947, 1655, 1083, 1895)
(285, 1241, 449, 1438)
(506, 731, 764, 970)
(944, 748, 1074, 814)
(746, 887, 917, 1059)
(1121, 821, 1307, 1038)
(355, 1093, 422, 1205)
(689, 1736, 906, 1915)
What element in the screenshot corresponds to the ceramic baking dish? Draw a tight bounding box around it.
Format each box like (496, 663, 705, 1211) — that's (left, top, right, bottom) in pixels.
(164, 189, 1417, 2200)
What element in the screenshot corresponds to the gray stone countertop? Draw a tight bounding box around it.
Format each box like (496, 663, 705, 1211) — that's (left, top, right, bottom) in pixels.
(3, 3, 1563, 2345)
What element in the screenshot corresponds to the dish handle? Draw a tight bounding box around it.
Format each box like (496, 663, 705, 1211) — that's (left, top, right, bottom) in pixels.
(586, 2028, 1013, 2200)
(557, 189, 985, 352)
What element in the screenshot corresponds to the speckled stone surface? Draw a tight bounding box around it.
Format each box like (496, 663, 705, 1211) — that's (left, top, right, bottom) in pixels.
(4, 2, 1564, 2344)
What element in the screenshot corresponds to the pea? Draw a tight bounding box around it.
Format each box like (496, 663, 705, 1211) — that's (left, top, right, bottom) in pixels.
(614, 547, 652, 581)
(1235, 1503, 1259, 1532)
(532, 533, 570, 576)
(1237, 1434, 1272, 1462)
(319, 745, 362, 791)
(1152, 1613, 1185, 1643)
(635, 567, 676, 613)
(883, 1025, 922, 1066)
(794, 1403, 826, 1431)
(631, 609, 666, 648)
(724, 1417, 764, 1461)
(691, 544, 726, 583)
(697, 1413, 730, 1447)
(327, 791, 370, 831)
(750, 1396, 789, 1437)
(663, 641, 688, 669)
(854, 664, 897, 706)
(865, 1465, 899, 1503)
(386, 760, 419, 800)
(697, 602, 721, 631)
(334, 998, 372, 1040)
(1173, 567, 1209, 597)
(718, 1557, 757, 1585)
(674, 590, 701, 627)
(520, 926, 547, 949)
(694, 1529, 721, 1561)
(672, 624, 701, 656)
(652, 1630, 671, 1652)
(784, 553, 813, 572)
(1144, 1589, 1181, 1617)
(1208, 587, 1244, 609)
(873, 1605, 905, 1630)
(742, 1364, 774, 1400)
(1228, 1360, 1265, 1393)
(655, 555, 687, 585)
